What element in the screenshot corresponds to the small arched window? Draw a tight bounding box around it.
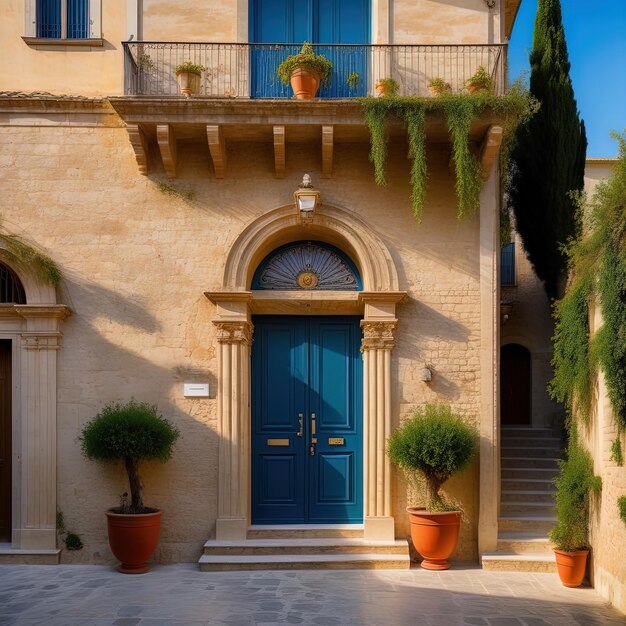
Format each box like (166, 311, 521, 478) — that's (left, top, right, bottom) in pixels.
(0, 262, 26, 304)
(252, 241, 362, 291)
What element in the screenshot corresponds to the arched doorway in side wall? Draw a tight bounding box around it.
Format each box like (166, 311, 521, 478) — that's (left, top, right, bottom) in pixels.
(500, 343, 531, 426)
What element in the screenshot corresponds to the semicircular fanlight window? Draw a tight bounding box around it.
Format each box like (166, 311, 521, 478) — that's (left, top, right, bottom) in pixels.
(0, 262, 26, 303)
(252, 241, 361, 291)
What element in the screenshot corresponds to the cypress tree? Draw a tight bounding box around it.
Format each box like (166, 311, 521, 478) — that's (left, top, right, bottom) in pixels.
(508, 0, 587, 300)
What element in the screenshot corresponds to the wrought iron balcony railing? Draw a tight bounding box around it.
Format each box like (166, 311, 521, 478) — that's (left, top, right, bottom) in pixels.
(123, 42, 507, 98)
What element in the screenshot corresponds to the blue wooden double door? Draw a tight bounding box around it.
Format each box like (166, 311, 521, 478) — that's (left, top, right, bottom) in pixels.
(252, 316, 363, 524)
(250, 0, 370, 97)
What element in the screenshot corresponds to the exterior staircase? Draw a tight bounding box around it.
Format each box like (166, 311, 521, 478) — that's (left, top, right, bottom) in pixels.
(199, 526, 410, 571)
(481, 426, 561, 572)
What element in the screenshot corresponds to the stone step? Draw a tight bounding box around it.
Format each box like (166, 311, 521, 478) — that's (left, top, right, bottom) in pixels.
(481, 552, 557, 573)
(0, 548, 60, 565)
(501, 468, 559, 480)
(203, 538, 408, 556)
(247, 525, 364, 539)
(501, 501, 556, 515)
(501, 457, 559, 469)
(497, 532, 554, 554)
(501, 478, 556, 491)
(199, 553, 410, 571)
(501, 490, 556, 503)
(501, 428, 554, 438)
(501, 446, 561, 458)
(499, 515, 556, 533)
(500, 437, 562, 448)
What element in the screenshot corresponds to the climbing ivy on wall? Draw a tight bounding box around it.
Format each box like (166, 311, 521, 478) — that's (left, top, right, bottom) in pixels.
(359, 85, 538, 223)
(0, 229, 61, 286)
(549, 132, 626, 443)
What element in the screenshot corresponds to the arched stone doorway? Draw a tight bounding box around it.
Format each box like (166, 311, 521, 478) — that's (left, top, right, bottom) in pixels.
(500, 343, 531, 426)
(206, 203, 405, 541)
(0, 249, 70, 553)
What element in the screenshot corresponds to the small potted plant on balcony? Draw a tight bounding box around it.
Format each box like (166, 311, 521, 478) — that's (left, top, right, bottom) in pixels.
(550, 440, 601, 587)
(387, 403, 476, 570)
(465, 65, 493, 94)
(428, 77, 452, 97)
(175, 61, 207, 96)
(375, 77, 399, 97)
(347, 71, 361, 93)
(80, 399, 179, 574)
(277, 42, 333, 99)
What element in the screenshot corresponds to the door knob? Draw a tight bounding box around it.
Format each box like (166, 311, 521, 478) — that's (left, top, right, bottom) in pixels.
(297, 414, 303, 437)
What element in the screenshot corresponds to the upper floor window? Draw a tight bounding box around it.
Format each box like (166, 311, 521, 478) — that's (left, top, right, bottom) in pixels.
(501, 240, 516, 287)
(0, 263, 26, 304)
(37, 0, 88, 39)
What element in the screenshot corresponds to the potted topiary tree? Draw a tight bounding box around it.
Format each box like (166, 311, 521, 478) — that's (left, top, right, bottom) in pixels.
(465, 65, 493, 94)
(387, 403, 476, 570)
(550, 440, 601, 587)
(80, 399, 179, 574)
(175, 61, 207, 96)
(277, 42, 333, 99)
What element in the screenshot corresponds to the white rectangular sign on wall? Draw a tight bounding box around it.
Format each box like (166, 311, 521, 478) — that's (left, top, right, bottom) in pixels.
(183, 383, 209, 397)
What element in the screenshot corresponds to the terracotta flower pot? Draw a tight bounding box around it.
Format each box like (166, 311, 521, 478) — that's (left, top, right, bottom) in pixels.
(106, 509, 162, 574)
(407, 507, 461, 570)
(290, 68, 321, 99)
(176, 70, 201, 96)
(466, 83, 489, 95)
(554, 548, 589, 587)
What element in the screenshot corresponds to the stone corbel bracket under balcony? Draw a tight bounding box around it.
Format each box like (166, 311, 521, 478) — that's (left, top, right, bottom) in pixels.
(107, 98, 504, 180)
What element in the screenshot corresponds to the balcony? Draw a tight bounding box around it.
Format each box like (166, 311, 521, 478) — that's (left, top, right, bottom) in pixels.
(123, 42, 507, 98)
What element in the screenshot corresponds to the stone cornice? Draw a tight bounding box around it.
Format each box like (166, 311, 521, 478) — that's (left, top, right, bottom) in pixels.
(0, 304, 71, 320)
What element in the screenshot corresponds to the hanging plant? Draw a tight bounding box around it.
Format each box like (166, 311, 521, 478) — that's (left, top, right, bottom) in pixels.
(359, 87, 538, 224)
(0, 230, 61, 286)
(550, 132, 626, 431)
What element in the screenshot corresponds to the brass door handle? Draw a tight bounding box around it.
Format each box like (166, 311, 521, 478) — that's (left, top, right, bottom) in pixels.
(311, 413, 316, 435)
(297, 414, 303, 437)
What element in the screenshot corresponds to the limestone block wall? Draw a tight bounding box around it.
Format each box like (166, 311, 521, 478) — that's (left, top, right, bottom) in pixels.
(0, 112, 486, 564)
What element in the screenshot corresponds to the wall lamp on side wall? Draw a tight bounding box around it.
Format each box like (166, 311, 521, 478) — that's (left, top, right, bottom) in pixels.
(421, 365, 433, 383)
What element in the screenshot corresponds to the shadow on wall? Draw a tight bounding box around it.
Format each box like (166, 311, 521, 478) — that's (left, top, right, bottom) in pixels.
(56, 273, 220, 565)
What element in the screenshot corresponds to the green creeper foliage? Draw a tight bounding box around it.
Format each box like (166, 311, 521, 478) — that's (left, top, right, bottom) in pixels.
(0, 231, 62, 286)
(618, 496, 626, 526)
(610, 437, 624, 466)
(550, 132, 626, 430)
(550, 439, 601, 551)
(508, 0, 587, 300)
(549, 275, 593, 420)
(360, 89, 537, 223)
(80, 400, 179, 513)
(387, 404, 476, 511)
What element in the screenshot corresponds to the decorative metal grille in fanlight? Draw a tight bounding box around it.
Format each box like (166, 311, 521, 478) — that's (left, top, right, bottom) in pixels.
(254, 242, 361, 291)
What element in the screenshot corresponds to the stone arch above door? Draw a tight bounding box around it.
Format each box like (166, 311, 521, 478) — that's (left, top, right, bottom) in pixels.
(221, 204, 399, 292)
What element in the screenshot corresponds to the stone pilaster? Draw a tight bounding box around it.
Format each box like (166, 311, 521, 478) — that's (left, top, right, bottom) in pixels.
(360, 319, 397, 540)
(214, 320, 253, 541)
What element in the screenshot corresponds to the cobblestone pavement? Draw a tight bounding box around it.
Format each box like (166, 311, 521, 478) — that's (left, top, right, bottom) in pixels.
(0, 564, 624, 626)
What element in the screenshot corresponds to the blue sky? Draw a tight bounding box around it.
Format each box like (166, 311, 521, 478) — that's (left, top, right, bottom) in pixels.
(508, 0, 626, 157)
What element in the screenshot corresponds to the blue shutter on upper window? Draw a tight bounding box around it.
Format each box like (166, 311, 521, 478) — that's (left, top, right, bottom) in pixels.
(501, 242, 516, 286)
(37, 0, 62, 38)
(67, 0, 89, 38)
(36, 0, 89, 38)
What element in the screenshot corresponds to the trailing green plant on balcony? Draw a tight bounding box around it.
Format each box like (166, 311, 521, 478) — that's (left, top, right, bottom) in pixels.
(359, 82, 539, 222)
(277, 42, 333, 86)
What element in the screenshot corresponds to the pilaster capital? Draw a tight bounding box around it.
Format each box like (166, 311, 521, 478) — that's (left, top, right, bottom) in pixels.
(360, 319, 397, 352)
(214, 321, 254, 345)
(21, 332, 63, 351)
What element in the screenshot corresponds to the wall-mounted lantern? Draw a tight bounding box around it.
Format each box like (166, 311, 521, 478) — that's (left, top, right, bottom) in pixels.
(294, 173, 320, 217)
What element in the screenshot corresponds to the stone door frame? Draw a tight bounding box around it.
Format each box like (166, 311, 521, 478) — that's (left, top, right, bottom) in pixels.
(206, 203, 406, 541)
(0, 248, 70, 553)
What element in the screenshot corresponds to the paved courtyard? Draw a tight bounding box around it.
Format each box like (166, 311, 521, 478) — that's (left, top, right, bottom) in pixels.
(0, 564, 624, 626)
